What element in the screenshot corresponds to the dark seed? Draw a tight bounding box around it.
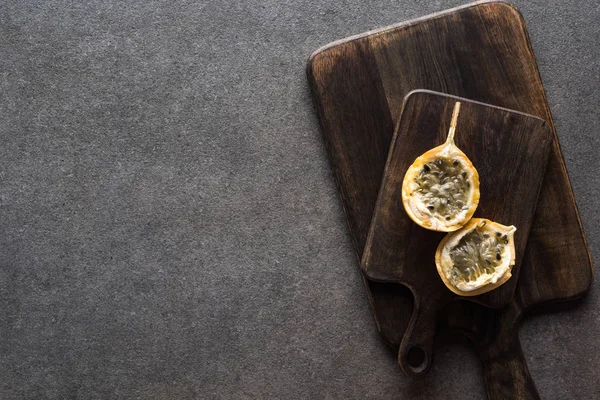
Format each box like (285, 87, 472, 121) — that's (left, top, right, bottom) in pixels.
(427, 205, 434, 210)
(424, 164, 430, 172)
(445, 216, 451, 221)
(496, 232, 501, 237)
(485, 259, 491, 265)
(496, 252, 501, 260)
(483, 233, 489, 238)
(502, 234, 507, 240)
(453, 160, 459, 166)
(461, 171, 467, 178)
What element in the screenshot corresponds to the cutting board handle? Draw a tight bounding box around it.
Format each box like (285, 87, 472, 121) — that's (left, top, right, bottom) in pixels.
(398, 293, 440, 378)
(478, 327, 540, 400)
(441, 300, 540, 399)
(469, 302, 541, 400)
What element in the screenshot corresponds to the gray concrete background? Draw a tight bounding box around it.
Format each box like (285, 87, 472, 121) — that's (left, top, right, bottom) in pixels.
(0, 0, 598, 398)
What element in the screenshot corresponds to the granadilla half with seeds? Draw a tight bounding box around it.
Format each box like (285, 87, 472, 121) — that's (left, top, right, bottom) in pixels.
(401, 101, 480, 232)
(435, 218, 516, 296)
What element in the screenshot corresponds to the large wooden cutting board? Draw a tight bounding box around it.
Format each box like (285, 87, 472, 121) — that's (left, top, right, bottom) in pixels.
(306, 0, 592, 398)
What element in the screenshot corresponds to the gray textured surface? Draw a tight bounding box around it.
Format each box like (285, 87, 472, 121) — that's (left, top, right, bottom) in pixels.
(0, 0, 598, 398)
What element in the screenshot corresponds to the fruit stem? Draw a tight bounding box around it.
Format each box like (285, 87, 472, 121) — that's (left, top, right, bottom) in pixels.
(446, 101, 461, 144)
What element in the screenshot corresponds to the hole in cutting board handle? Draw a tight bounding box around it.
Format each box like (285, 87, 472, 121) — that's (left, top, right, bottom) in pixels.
(398, 293, 438, 377)
(406, 346, 428, 374)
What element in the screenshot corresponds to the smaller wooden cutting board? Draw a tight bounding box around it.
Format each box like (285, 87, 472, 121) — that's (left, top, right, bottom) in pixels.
(361, 90, 552, 376)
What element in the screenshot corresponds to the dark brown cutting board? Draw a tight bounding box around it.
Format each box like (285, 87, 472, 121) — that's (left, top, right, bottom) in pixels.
(362, 90, 552, 376)
(306, 0, 592, 397)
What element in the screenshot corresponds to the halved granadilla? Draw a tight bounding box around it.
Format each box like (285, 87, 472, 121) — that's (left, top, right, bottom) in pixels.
(401, 102, 480, 232)
(435, 218, 517, 296)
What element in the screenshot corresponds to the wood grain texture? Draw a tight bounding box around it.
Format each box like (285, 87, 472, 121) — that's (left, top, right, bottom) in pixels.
(306, 0, 592, 397)
(361, 91, 552, 376)
(443, 300, 540, 400)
